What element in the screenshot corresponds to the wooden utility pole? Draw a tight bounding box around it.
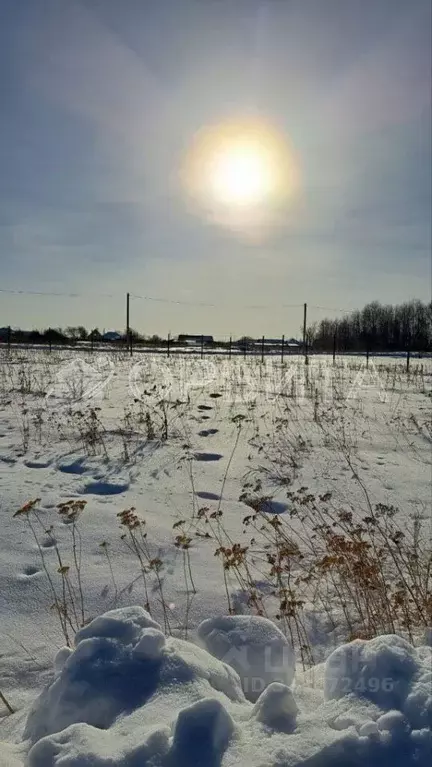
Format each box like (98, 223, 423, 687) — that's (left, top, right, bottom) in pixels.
(303, 303, 308, 365)
(126, 292, 133, 355)
(126, 292, 130, 344)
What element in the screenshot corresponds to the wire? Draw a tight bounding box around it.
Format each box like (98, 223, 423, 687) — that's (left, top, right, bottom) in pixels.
(0, 288, 115, 298)
(0, 287, 305, 311)
(310, 304, 353, 314)
(131, 294, 304, 310)
(130, 294, 217, 307)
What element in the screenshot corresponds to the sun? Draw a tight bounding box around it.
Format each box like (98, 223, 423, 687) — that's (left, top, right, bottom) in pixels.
(209, 142, 274, 207)
(181, 117, 300, 236)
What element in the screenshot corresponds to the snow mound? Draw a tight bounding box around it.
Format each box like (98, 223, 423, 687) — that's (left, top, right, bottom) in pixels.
(252, 681, 298, 732)
(17, 608, 432, 766)
(170, 698, 235, 766)
(24, 606, 244, 750)
(325, 634, 419, 709)
(74, 605, 161, 645)
(324, 633, 432, 730)
(198, 614, 296, 701)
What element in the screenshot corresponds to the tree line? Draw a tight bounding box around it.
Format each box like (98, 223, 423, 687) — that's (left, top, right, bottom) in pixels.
(2, 299, 431, 352)
(307, 300, 432, 353)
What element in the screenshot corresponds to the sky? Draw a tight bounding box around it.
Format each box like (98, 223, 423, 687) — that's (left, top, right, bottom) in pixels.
(0, 0, 431, 337)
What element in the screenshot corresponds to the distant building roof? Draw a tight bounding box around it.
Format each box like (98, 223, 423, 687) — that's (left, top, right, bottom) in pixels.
(250, 337, 301, 346)
(178, 334, 214, 344)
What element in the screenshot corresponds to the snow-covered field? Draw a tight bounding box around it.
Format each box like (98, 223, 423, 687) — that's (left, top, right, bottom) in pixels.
(0, 349, 431, 765)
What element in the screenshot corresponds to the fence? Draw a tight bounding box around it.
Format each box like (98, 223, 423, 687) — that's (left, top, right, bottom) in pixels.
(1, 291, 430, 371)
(1, 330, 429, 372)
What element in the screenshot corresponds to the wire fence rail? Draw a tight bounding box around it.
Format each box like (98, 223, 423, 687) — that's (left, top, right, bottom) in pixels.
(1, 333, 430, 373)
(1, 290, 431, 370)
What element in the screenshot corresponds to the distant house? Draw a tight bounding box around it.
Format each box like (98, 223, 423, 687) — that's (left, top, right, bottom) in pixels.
(250, 337, 302, 348)
(286, 338, 302, 348)
(232, 336, 302, 355)
(103, 331, 122, 342)
(252, 338, 283, 347)
(178, 334, 214, 346)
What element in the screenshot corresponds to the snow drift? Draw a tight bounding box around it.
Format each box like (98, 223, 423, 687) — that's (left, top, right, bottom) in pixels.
(15, 607, 432, 766)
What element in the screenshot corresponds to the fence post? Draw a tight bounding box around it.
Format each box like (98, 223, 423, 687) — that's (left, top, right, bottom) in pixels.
(406, 349, 410, 374)
(366, 346, 370, 368)
(281, 334, 284, 363)
(229, 336, 232, 359)
(7, 326, 11, 352)
(261, 335, 265, 363)
(126, 292, 131, 355)
(167, 332, 171, 358)
(332, 332, 337, 364)
(201, 334, 204, 359)
(303, 302, 309, 366)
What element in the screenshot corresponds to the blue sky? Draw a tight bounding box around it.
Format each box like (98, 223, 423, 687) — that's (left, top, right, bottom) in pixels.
(1, 0, 431, 336)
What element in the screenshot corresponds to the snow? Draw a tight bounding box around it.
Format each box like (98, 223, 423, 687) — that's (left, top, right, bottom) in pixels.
(324, 635, 419, 709)
(252, 682, 299, 732)
(0, 349, 431, 764)
(74, 605, 162, 645)
(170, 698, 235, 766)
(3, 607, 430, 765)
(198, 615, 295, 701)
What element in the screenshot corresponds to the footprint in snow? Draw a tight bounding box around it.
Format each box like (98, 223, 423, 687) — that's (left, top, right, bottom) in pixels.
(24, 459, 52, 469)
(82, 481, 129, 496)
(260, 500, 289, 515)
(195, 491, 221, 501)
(197, 405, 213, 411)
(58, 459, 87, 475)
(19, 566, 42, 579)
(41, 537, 56, 549)
(242, 499, 289, 515)
(198, 429, 219, 437)
(193, 453, 223, 462)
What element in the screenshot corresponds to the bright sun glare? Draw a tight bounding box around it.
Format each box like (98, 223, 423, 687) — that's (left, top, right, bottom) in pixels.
(182, 118, 300, 235)
(209, 143, 274, 207)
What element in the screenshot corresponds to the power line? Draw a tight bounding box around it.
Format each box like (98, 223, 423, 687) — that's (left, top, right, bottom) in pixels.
(0, 288, 115, 298)
(130, 293, 217, 308)
(131, 293, 303, 310)
(1, 287, 304, 311)
(309, 304, 353, 314)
